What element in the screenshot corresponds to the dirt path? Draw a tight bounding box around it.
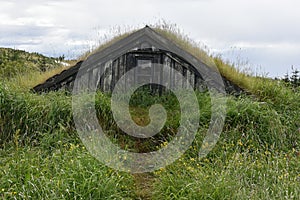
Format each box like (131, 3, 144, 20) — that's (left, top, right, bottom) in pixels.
(133, 173, 155, 200)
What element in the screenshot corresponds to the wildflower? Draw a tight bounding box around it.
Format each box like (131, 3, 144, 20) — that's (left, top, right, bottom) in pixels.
(187, 166, 194, 171)
(238, 140, 243, 146)
(69, 143, 75, 151)
(160, 141, 168, 147)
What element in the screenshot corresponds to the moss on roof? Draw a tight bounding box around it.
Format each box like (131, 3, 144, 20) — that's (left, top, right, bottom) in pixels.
(73, 23, 293, 102)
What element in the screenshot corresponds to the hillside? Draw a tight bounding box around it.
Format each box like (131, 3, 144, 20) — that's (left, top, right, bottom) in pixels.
(0, 48, 64, 78)
(0, 47, 74, 90)
(0, 26, 299, 199)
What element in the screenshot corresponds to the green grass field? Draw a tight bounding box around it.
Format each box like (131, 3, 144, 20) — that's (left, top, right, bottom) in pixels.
(0, 26, 299, 199)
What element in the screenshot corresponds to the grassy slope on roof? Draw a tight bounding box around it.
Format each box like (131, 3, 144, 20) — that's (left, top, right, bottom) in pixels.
(78, 24, 294, 102)
(152, 25, 288, 99)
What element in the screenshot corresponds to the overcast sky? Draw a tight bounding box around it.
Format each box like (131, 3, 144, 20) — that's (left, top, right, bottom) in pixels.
(1, 0, 299, 77)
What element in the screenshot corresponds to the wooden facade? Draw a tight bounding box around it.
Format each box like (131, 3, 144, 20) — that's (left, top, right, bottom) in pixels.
(74, 49, 207, 93)
(33, 26, 243, 95)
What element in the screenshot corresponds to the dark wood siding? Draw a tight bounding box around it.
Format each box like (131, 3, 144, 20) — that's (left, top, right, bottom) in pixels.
(33, 49, 244, 95)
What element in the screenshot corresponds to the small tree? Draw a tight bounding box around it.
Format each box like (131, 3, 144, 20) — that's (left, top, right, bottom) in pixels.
(283, 72, 290, 84)
(58, 55, 65, 62)
(290, 66, 300, 87)
(283, 66, 300, 88)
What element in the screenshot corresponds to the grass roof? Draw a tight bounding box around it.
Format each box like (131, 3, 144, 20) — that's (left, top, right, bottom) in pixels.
(77, 23, 286, 100)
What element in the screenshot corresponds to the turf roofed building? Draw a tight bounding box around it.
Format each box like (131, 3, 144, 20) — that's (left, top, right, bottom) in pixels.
(33, 26, 243, 95)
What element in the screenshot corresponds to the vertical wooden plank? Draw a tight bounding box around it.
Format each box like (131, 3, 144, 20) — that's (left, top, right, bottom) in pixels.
(125, 53, 135, 89)
(116, 57, 120, 83)
(189, 69, 195, 89)
(123, 53, 127, 91)
(174, 62, 182, 91)
(111, 59, 118, 92)
(163, 56, 171, 90)
(182, 68, 187, 89)
(158, 53, 164, 95)
(93, 67, 101, 90)
(103, 61, 112, 92)
(88, 70, 94, 90)
(194, 74, 199, 90)
(99, 63, 104, 91)
(186, 70, 192, 89)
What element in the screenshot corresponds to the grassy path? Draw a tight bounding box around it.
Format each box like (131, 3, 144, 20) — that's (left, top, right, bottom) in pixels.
(133, 173, 155, 200)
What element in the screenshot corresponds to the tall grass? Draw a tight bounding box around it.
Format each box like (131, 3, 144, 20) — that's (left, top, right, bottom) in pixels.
(0, 84, 73, 145)
(0, 138, 136, 199)
(1, 80, 298, 151)
(1, 79, 298, 198)
(152, 148, 300, 200)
